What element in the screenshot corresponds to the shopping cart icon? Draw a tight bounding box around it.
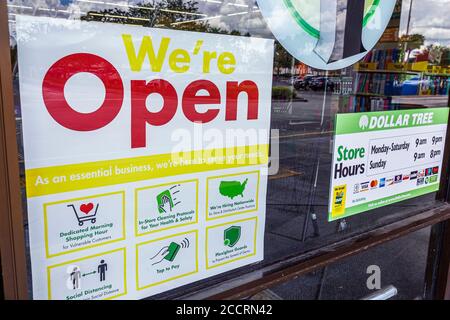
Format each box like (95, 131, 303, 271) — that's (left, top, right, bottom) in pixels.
(67, 204, 99, 226)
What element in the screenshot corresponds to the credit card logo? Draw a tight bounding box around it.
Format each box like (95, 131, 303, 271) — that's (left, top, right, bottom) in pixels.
(370, 180, 378, 189)
(360, 182, 370, 192)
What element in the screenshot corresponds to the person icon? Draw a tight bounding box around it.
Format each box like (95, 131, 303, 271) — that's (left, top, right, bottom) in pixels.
(98, 260, 107, 282)
(68, 266, 81, 290)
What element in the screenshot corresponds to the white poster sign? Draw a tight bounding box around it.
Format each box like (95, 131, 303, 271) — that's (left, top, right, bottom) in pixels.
(16, 15, 274, 300)
(329, 108, 449, 221)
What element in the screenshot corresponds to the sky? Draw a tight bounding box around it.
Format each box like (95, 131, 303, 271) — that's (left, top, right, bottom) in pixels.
(398, 0, 450, 45)
(6, 0, 450, 45)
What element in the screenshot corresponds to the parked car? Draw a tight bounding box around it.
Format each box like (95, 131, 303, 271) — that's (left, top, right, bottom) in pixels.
(294, 75, 316, 90)
(309, 77, 335, 91)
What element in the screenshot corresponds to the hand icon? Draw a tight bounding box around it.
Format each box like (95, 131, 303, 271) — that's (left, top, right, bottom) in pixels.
(150, 246, 169, 266)
(156, 185, 181, 214)
(158, 195, 172, 214)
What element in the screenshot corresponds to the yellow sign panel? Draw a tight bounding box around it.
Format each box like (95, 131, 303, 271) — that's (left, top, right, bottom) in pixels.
(331, 185, 347, 219)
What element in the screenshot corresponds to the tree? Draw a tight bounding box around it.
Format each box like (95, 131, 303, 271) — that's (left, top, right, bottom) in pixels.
(274, 42, 297, 76)
(440, 47, 450, 66)
(400, 33, 425, 50)
(81, 0, 223, 34)
(425, 44, 447, 65)
(400, 33, 426, 62)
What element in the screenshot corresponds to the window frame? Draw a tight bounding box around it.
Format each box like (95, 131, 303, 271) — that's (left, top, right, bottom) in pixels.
(1, 1, 450, 300)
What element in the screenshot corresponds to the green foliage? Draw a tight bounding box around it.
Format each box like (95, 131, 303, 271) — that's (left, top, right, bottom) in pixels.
(80, 0, 236, 35)
(274, 42, 292, 75)
(272, 86, 296, 100)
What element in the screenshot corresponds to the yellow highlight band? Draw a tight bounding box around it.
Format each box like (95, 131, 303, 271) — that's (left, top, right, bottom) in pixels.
(26, 144, 269, 198)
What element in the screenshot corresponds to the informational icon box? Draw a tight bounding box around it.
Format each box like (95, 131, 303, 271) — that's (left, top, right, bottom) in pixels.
(206, 171, 259, 220)
(47, 248, 127, 300)
(135, 180, 198, 236)
(205, 217, 258, 269)
(136, 231, 198, 290)
(44, 192, 126, 258)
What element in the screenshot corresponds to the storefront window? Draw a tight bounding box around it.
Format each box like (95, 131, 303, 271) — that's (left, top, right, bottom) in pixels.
(259, 228, 432, 300)
(5, 0, 450, 300)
